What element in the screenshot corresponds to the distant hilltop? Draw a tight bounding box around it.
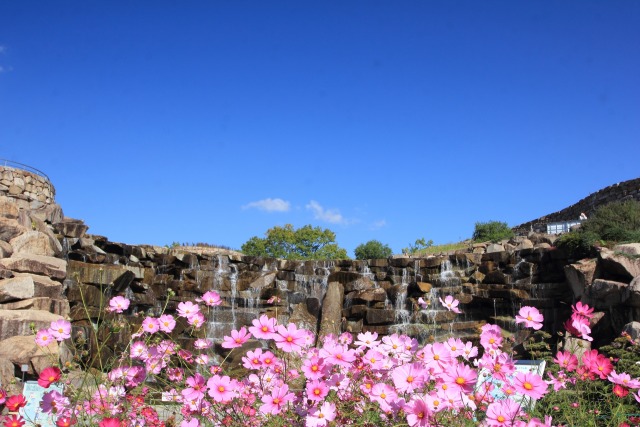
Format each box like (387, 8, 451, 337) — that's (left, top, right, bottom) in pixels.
(513, 177, 640, 235)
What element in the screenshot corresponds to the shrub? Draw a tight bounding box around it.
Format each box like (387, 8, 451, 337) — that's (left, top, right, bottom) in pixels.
(354, 240, 393, 259)
(582, 200, 640, 242)
(472, 220, 514, 242)
(555, 230, 599, 260)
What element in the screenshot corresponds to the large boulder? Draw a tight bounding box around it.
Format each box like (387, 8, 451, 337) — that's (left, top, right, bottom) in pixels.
(0, 218, 27, 242)
(598, 248, 640, 283)
(586, 279, 629, 309)
(9, 230, 62, 257)
(0, 335, 68, 375)
(0, 254, 66, 280)
(564, 259, 597, 299)
(627, 276, 640, 308)
(0, 309, 64, 342)
(614, 244, 640, 256)
(53, 218, 89, 238)
(0, 275, 35, 302)
(0, 197, 19, 219)
(318, 281, 344, 342)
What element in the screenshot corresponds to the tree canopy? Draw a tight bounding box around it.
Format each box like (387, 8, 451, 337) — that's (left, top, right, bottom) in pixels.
(472, 221, 514, 242)
(354, 239, 393, 260)
(241, 224, 349, 260)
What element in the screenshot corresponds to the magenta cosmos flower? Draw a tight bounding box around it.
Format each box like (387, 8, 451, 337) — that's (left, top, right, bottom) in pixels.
(515, 306, 543, 330)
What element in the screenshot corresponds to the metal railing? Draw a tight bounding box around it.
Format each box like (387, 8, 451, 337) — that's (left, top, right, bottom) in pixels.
(0, 158, 50, 182)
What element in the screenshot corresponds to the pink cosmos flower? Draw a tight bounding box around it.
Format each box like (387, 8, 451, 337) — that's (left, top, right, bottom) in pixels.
(553, 350, 578, 372)
(320, 342, 356, 368)
(443, 362, 477, 394)
(480, 328, 503, 351)
(176, 301, 200, 319)
(259, 384, 295, 415)
(199, 291, 222, 307)
(369, 383, 398, 413)
(306, 401, 336, 427)
(181, 373, 207, 403)
(248, 315, 277, 340)
(193, 338, 213, 350)
(273, 323, 307, 353)
(515, 306, 543, 330)
(180, 419, 199, 427)
(107, 296, 130, 313)
(130, 341, 148, 359)
(572, 301, 594, 319)
(565, 313, 593, 341)
(608, 370, 640, 389)
(405, 395, 432, 427)
(362, 349, 386, 370)
(207, 374, 236, 403)
(513, 371, 548, 400)
(242, 348, 265, 370)
(439, 295, 462, 314)
(35, 329, 54, 347)
(221, 327, 251, 349)
(48, 319, 71, 341)
(354, 331, 379, 349)
(392, 362, 426, 393)
(156, 314, 175, 333)
(305, 379, 329, 401)
(141, 317, 160, 334)
(187, 311, 205, 329)
(485, 398, 522, 426)
(417, 297, 429, 309)
(302, 356, 328, 380)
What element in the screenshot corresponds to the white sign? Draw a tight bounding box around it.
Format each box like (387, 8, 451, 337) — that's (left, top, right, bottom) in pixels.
(20, 381, 64, 427)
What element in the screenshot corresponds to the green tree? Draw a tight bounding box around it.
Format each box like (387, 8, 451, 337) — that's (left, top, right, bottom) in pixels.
(472, 220, 514, 242)
(354, 240, 393, 260)
(241, 224, 349, 260)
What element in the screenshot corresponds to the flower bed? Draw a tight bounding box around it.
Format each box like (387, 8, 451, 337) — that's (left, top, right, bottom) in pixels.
(1, 293, 639, 427)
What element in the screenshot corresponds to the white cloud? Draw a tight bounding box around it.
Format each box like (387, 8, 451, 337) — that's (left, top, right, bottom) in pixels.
(371, 219, 387, 230)
(306, 200, 347, 224)
(242, 198, 291, 212)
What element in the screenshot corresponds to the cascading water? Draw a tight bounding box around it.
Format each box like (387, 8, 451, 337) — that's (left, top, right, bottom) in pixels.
(394, 268, 411, 325)
(207, 256, 239, 344)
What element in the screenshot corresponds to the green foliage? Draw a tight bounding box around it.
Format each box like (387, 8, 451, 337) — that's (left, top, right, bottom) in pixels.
(354, 240, 393, 260)
(472, 220, 514, 242)
(582, 200, 640, 242)
(402, 237, 433, 255)
(241, 224, 349, 260)
(555, 231, 599, 260)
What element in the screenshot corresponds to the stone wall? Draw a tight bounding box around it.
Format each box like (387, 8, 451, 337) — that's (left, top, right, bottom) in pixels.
(513, 177, 640, 234)
(0, 165, 56, 206)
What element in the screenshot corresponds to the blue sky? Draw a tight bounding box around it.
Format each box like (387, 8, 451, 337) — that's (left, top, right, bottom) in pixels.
(1, 1, 638, 256)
